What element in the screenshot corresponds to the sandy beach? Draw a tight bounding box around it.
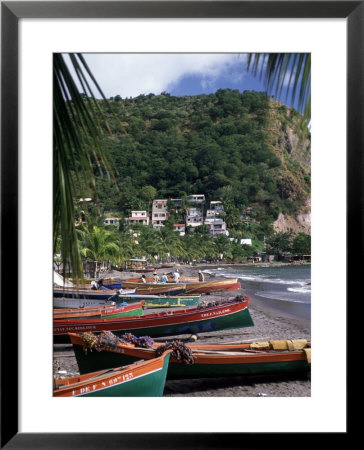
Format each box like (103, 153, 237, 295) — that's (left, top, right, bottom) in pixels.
(53, 263, 311, 397)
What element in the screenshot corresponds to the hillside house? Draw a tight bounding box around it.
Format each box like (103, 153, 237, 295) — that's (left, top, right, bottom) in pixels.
(187, 194, 205, 204)
(210, 200, 224, 211)
(186, 208, 203, 227)
(127, 211, 150, 226)
(206, 218, 228, 236)
(152, 199, 169, 229)
(240, 238, 252, 246)
(205, 209, 220, 220)
(174, 224, 186, 236)
(104, 217, 120, 226)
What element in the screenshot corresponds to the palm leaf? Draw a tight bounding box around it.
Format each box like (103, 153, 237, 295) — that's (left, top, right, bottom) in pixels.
(247, 53, 311, 120)
(53, 53, 115, 281)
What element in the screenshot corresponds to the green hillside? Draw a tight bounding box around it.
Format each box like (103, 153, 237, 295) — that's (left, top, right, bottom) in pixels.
(79, 89, 310, 240)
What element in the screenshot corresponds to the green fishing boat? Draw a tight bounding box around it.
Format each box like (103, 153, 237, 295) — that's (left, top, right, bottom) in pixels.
(69, 333, 311, 380)
(141, 295, 200, 308)
(53, 351, 171, 397)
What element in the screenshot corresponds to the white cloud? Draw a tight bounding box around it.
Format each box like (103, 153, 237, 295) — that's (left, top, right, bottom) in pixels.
(78, 53, 247, 98)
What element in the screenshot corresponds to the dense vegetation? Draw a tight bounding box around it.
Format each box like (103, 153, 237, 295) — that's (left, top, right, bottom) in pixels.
(68, 89, 311, 266)
(84, 91, 309, 226)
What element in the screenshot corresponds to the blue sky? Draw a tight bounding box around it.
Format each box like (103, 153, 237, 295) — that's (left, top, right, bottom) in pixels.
(73, 53, 298, 110)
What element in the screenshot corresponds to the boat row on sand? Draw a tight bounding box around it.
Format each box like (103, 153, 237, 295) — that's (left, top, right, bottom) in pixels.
(121, 278, 241, 295)
(53, 277, 241, 308)
(53, 272, 311, 397)
(54, 332, 311, 397)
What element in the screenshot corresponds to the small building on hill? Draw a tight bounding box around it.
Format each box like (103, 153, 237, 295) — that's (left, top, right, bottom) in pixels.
(152, 199, 169, 229)
(104, 217, 120, 226)
(174, 224, 186, 236)
(127, 211, 150, 226)
(187, 194, 205, 204)
(206, 218, 228, 236)
(210, 200, 224, 211)
(186, 208, 204, 227)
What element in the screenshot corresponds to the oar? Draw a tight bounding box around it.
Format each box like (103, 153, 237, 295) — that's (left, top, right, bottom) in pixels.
(219, 337, 272, 344)
(193, 349, 265, 355)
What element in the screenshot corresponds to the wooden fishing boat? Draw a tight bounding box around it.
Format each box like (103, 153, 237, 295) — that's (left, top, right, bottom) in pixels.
(142, 294, 200, 308)
(72, 278, 124, 289)
(53, 301, 144, 320)
(53, 287, 136, 300)
(53, 288, 137, 309)
(125, 277, 241, 294)
(101, 280, 122, 289)
(53, 351, 171, 397)
(184, 279, 241, 294)
(120, 282, 186, 295)
(54, 296, 115, 309)
(53, 296, 254, 343)
(96, 294, 200, 308)
(69, 333, 311, 380)
(123, 258, 154, 273)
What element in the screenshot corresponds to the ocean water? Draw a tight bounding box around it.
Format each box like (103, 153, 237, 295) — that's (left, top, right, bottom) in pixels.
(203, 264, 311, 320)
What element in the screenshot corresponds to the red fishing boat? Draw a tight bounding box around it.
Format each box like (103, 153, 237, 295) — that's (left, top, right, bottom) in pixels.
(53, 301, 144, 320)
(53, 296, 254, 343)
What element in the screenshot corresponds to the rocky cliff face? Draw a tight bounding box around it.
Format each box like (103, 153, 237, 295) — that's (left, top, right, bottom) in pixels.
(273, 198, 311, 234)
(268, 102, 311, 235)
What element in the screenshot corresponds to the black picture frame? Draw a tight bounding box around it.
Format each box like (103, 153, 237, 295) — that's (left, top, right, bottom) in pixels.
(1, 1, 356, 448)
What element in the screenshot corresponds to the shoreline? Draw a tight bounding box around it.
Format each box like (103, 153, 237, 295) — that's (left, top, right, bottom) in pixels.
(54, 263, 311, 397)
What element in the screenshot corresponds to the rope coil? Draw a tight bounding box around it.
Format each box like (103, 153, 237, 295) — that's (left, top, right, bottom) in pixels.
(155, 340, 194, 365)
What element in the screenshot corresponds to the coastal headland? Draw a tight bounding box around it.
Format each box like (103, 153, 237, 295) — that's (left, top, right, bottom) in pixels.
(54, 263, 311, 397)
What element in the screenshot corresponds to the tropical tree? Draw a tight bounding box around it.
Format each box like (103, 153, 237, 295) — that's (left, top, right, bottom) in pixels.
(140, 185, 157, 212)
(266, 232, 292, 254)
(292, 232, 311, 255)
(78, 225, 120, 277)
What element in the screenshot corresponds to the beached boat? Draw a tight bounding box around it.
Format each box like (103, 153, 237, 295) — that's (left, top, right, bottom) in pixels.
(142, 294, 200, 308)
(92, 293, 200, 308)
(53, 350, 171, 397)
(70, 278, 124, 290)
(53, 288, 137, 309)
(69, 332, 311, 379)
(53, 301, 145, 320)
(123, 258, 154, 273)
(53, 296, 116, 309)
(53, 287, 136, 300)
(125, 277, 241, 294)
(53, 296, 254, 343)
(184, 279, 241, 294)
(120, 282, 186, 295)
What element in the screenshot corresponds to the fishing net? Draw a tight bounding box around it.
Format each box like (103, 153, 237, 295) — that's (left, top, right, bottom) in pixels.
(155, 340, 194, 365)
(118, 333, 155, 348)
(81, 331, 154, 354)
(197, 294, 248, 309)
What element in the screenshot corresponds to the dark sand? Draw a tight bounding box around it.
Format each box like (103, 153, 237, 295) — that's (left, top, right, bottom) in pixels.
(53, 264, 311, 397)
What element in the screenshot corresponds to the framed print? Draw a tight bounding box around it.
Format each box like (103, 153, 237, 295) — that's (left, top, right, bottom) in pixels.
(2, 0, 358, 447)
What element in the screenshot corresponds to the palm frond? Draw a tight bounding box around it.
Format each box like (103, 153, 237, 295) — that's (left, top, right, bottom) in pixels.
(247, 53, 311, 120)
(53, 53, 115, 281)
